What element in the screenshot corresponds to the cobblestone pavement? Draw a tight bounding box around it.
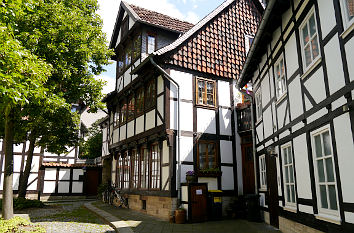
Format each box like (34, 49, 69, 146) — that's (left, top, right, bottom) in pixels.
(91, 201, 280, 233)
(16, 200, 115, 233)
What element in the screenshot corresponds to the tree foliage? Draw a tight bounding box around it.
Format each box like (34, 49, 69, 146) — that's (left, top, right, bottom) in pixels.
(79, 119, 103, 159)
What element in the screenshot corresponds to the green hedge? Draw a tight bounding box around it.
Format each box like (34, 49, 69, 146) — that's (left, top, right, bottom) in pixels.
(0, 198, 44, 210)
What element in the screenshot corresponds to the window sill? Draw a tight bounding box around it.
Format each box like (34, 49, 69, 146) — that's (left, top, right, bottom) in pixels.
(275, 92, 287, 105)
(315, 213, 341, 225)
(341, 22, 354, 39)
(197, 170, 222, 177)
(301, 57, 321, 81)
(283, 206, 297, 213)
(195, 104, 217, 110)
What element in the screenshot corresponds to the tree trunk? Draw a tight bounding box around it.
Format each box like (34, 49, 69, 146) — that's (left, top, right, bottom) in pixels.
(2, 105, 14, 219)
(18, 133, 36, 198)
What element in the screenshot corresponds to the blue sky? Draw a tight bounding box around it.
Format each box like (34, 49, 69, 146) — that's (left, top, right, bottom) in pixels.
(96, 0, 225, 94)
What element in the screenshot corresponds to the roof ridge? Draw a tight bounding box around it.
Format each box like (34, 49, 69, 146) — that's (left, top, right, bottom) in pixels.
(154, 0, 234, 56)
(127, 3, 194, 26)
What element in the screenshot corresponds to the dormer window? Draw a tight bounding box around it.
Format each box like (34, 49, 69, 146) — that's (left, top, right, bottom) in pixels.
(147, 35, 156, 54)
(245, 35, 254, 54)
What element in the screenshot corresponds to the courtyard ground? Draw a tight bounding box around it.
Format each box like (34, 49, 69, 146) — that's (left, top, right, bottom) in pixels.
(86, 200, 280, 233)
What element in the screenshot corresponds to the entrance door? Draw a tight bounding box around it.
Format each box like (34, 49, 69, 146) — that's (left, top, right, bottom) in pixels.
(267, 155, 279, 228)
(85, 169, 101, 196)
(242, 143, 255, 194)
(190, 184, 207, 222)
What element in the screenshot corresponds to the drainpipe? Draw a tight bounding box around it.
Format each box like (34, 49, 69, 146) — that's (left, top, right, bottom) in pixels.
(235, 85, 258, 195)
(149, 57, 182, 206)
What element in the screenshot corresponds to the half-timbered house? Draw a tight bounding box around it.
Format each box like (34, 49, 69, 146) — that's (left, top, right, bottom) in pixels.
(102, 0, 262, 221)
(237, 0, 354, 232)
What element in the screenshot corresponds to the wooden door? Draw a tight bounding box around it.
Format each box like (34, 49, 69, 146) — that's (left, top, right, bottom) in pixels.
(267, 156, 279, 228)
(190, 184, 207, 222)
(85, 169, 101, 196)
(242, 143, 255, 194)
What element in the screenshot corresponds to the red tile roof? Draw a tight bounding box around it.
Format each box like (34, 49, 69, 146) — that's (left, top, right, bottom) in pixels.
(129, 4, 194, 33)
(156, 0, 262, 79)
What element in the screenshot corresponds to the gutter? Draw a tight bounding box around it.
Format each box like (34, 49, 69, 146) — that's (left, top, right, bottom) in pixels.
(148, 57, 182, 208)
(237, 0, 276, 88)
(235, 85, 258, 195)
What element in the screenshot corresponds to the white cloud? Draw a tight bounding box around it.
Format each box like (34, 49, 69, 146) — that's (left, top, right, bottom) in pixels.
(96, 74, 116, 95)
(185, 11, 199, 24)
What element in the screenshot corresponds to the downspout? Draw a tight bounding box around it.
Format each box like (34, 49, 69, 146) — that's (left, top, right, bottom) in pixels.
(149, 57, 182, 206)
(236, 85, 258, 195)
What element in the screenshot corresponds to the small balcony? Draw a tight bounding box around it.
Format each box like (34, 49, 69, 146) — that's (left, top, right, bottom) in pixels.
(236, 105, 252, 133)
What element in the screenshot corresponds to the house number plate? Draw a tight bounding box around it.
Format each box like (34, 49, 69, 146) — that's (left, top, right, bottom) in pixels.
(196, 189, 202, 195)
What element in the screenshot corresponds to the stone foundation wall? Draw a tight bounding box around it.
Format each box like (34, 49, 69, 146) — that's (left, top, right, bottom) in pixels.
(279, 216, 324, 233)
(116, 194, 177, 220)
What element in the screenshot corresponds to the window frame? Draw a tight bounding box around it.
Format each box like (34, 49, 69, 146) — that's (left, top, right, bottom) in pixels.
(274, 56, 287, 99)
(311, 125, 340, 218)
(135, 87, 145, 117)
(281, 143, 297, 208)
(195, 77, 217, 108)
(122, 152, 130, 189)
(340, 0, 354, 30)
(127, 94, 135, 123)
(139, 147, 149, 190)
(145, 78, 156, 111)
(244, 34, 254, 54)
(255, 88, 262, 122)
(131, 149, 139, 189)
(259, 154, 267, 190)
(119, 100, 127, 126)
(150, 143, 161, 190)
(299, 7, 321, 71)
(197, 140, 219, 171)
(147, 34, 156, 54)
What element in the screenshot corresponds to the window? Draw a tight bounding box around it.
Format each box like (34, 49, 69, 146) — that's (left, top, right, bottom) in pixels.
(120, 101, 127, 125)
(132, 35, 142, 60)
(312, 127, 339, 216)
(255, 89, 262, 121)
(131, 150, 139, 189)
(150, 144, 160, 189)
(127, 95, 135, 122)
(117, 156, 124, 189)
(259, 154, 267, 190)
(275, 57, 286, 98)
(245, 35, 254, 54)
(145, 79, 156, 110)
(197, 141, 218, 170)
(300, 8, 320, 69)
(135, 88, 144, 116)
(147, 35, 155, 54)
(121, 17, 129, 39)
(123, 153, 130, 189)
(125, 44, 132, 67)
(118, 53, 124, 74)
(196, 78, 216, 107)
(140, 148, 149, 189)
(282, 144, 296, 206)
(113, 111, 118, 127)
(340, 0, 354, 29)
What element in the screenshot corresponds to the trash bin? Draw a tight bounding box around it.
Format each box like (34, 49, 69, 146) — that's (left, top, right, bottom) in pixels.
(244, 194, 261, 222)
(208, 190, 223, 220)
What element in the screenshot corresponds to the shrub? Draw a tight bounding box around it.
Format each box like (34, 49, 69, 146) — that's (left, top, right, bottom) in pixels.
(0, 198, 44, 210)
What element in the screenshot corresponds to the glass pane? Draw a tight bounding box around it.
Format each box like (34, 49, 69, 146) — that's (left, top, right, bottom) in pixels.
(284, 166, 289, 183)
(304, 44, 312, 66)
(325, 158, 335, 182)
(287, 147, 292, 164)
(309, 14, 317, 37)
(328, 185, 338, 210)
(317, 160, 325, 182)
(289, 165, 294, 183)
(276, 64, 280, 78)
(314, 135, 322, 158)
(320, 185, 328, 209)
(322, 131, 331, 155)
(286, 185, 291, 202)
(302, 24, 309, 44)
(291, 185, 296, 203)
(208, 143, 215, 168)
(283, 148, 288, 165)
(311, 36, 319, 59)
(207, 94, 214, 105)
(198, 81, 205, 104)
(199, 144, 206, 169)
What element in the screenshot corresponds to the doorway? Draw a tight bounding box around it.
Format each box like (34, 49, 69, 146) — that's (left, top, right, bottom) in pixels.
(190, 184, 208, 222)
(242, 143, 255, 194)
(267, 155, 279, 228)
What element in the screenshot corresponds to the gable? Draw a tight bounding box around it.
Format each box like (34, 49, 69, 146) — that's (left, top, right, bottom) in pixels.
(161, 0, 262, 79)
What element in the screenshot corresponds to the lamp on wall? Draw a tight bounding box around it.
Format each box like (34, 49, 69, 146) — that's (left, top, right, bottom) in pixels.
(266, 146, 277, 157)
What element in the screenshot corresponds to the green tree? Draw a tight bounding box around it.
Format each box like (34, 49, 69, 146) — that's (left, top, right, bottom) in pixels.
(79, 119, 103, 159)
(11, 0, 113, 198)
(0, 0, 52, 219)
